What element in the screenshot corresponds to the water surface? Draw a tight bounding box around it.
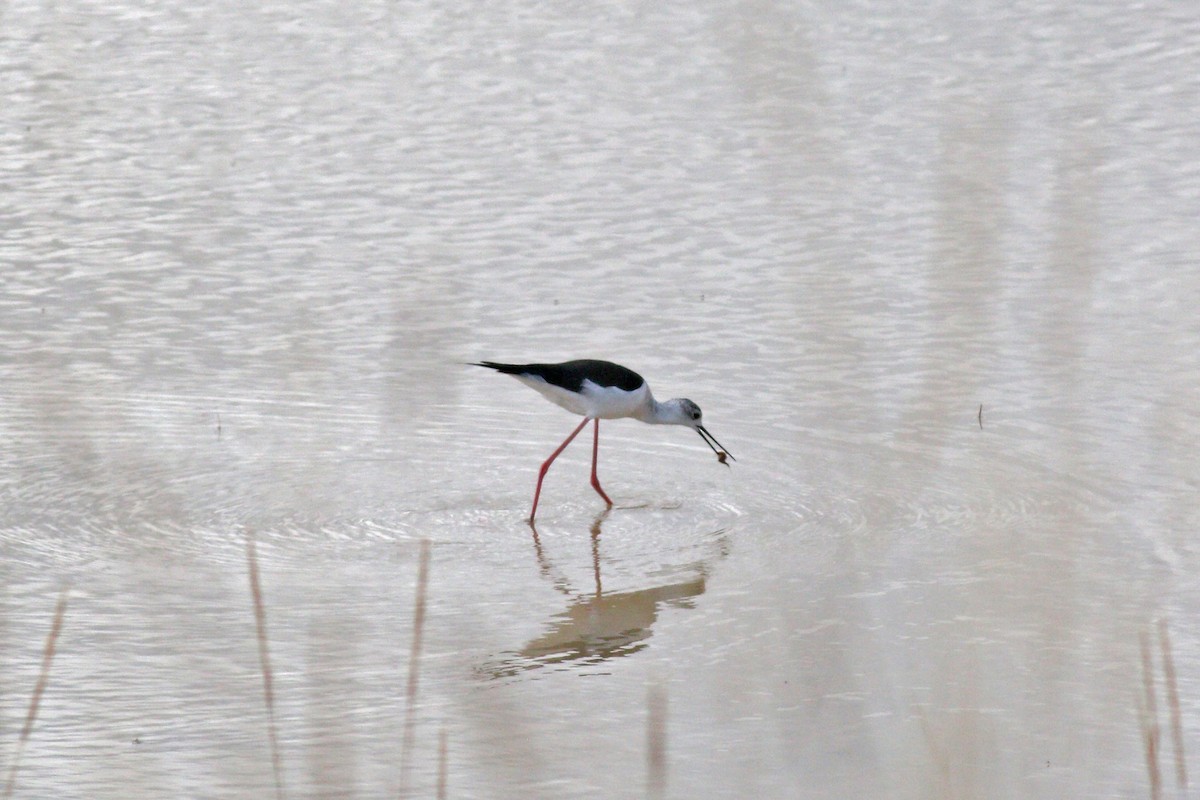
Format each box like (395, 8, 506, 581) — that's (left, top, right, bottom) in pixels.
(2, 1, 1198, 798)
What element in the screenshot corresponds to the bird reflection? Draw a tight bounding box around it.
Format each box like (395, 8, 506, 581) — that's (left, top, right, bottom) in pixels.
(488, 510, 723, 677)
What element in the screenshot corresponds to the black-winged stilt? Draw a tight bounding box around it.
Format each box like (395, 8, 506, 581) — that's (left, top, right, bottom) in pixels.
(472, 359, 734, 522)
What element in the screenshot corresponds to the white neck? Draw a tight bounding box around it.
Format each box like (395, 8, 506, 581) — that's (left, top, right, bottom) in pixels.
(639, 397, 684, 425)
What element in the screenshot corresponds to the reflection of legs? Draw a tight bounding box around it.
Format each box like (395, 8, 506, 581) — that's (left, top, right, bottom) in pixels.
(530, 417, 590, 523)
(590, 507, 610, 597)
(590, 419, 614, 508)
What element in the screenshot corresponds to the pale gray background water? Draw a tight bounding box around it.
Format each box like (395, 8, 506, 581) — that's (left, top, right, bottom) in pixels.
(2, 1, 1198, 798)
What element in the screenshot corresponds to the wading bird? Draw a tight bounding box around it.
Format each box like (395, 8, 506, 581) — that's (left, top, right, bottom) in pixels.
(473, 359, 734, 522)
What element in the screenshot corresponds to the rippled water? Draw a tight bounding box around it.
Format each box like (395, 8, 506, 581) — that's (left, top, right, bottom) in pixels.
(2, 1, 1199, 798)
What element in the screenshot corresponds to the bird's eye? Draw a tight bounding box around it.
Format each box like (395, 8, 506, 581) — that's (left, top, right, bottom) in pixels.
(691, 411, 700, 420)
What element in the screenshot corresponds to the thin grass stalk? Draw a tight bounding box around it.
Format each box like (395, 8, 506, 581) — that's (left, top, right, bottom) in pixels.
(647, 682, 667, 800)
(1139, 630, 1162, 800)
(398, 538, 432, 799)
(1157, 619, 1187, 789)
(436, 727, 448, 800)
(3, 587, 68, 800)
(247, 534, 285, 800)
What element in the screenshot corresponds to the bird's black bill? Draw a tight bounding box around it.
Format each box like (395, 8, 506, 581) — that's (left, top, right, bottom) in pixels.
(696, 425, 735, 462)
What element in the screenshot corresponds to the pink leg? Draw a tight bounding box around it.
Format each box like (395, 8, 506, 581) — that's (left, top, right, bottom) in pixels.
(530, 417, 590, 523)
(590, 418, 613, 507)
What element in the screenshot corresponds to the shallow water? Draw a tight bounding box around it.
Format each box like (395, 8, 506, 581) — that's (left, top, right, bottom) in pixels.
(2, 1, 1199, 798)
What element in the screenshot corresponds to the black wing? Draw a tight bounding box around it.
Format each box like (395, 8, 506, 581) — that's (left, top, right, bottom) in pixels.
(472, 360, 645, 393)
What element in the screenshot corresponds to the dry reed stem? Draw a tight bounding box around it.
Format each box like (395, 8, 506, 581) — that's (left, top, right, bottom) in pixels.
(436, 727, 448, 800)
(647, 682, 667, 800)
(916, 706, 952, 792)
(2, 588, 68, 800)
(398, 538, 432, 800)
(1138, 630, 1161, 800)
(247, 534, 285, 800)
(1157, 619, 1187, 789)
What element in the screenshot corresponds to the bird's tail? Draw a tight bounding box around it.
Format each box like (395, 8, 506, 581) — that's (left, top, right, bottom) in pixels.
(470, 361, 528, 375)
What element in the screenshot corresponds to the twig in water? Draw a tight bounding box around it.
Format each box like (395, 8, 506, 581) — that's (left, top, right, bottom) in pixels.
(398, 539, 432, 799)
(3, 588, 69, 800)
(977, 404, 983, 429)
(247, 534, 285, 800)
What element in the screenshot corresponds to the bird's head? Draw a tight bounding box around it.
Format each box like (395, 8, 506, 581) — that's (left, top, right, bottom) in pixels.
(660, 398, 735, 464)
